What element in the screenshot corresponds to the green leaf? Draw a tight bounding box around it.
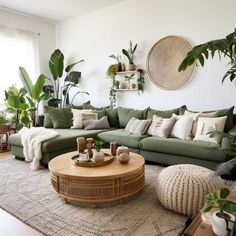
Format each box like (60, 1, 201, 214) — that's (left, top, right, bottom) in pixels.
(220, 188, 230, 199)
(49, 49, 64, 80)
(65, 59, 84, 73)
(214, 158, 236, 176)
(20, 103, 29, 110)
(19, 67, 33, 97)
(64, 71, 81, 84)
(132, 44, 137, 54)
(32, 74, 45, 100)
(21, 116, 30, 125)
(7, 95, 20, 109)
(122, 49, 132, 63)
(26, 97, 35, 108)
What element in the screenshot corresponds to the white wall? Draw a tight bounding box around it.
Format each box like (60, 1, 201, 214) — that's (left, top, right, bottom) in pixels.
(57, 0, 236, 111)
(0, 8, 56, 75)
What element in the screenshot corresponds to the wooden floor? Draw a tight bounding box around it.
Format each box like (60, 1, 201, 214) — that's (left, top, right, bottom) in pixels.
(0, 152, 44, 236)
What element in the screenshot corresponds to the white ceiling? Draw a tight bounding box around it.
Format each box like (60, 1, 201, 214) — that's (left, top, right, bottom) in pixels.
(0, 0, 126, 22)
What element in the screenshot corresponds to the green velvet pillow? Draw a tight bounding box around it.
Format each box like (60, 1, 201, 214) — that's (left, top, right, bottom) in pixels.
(105, 108, 120, 128)
(43, 113, 53, 128)
(94, 108, 106, 119)
(44, 107, 73, 129)
(82, 101, 109, 110)
(179, 106, 234, 132)
(118, 107, 149, 128)
(147, 105, 187, 119)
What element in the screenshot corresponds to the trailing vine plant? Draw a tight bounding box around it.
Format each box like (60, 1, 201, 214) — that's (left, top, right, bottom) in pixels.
(137, 69, 145, 95)
(106, 64, 117, 108)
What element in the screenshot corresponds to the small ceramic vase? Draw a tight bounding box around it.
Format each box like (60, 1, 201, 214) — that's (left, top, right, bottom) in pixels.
(212, 211, 235, 236)
(118, 153, 130, 164)
(92, 150, 105, 162)
(116, 146, 129, 156)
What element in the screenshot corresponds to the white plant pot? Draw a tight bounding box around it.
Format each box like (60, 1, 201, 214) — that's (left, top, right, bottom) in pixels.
(212, 211, 235, 236)
(92, 150, 105, 162)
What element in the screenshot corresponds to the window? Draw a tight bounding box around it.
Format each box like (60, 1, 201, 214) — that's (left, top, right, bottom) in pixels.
(0, 25, 39, 102)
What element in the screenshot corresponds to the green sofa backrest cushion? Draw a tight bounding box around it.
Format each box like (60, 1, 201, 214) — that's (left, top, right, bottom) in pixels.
(44, 107, 73, 129)
(105, 108, 119, 128)
(147, 105, 187, 119)
(179, 106, 234, 132)
(118, 107, 149, 128)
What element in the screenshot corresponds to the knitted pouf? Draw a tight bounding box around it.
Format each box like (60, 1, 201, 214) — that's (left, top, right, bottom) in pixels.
(156, 164, 224, 217)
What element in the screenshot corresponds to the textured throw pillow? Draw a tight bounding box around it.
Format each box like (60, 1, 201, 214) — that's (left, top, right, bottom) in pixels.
(118, 107, 149, 128)
(147, 115, 177, 138)
(71, 109, 92, 129)
(147, 105, 187, 119)
(125, 117, 151, 135)
(194, 116, 227, 144)
(179, 106, 234, 132)
(170, 115, 194, 140)
(83, 116, 110, 130)
(44, 107, 73, 129)
(184, 110, 217, 138)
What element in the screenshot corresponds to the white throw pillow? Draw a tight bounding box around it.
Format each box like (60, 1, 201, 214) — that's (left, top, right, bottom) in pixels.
(170, 114, 194, 140)
(147, 115, 177, 138)
(71, 109, 94, 129)
(184, 110, 217, 137)
(125, 117, 151, 135)
(194, 116, 227, 144)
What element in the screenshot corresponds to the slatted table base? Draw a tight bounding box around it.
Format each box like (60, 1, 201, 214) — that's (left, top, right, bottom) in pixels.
(51, 166, 145, 205)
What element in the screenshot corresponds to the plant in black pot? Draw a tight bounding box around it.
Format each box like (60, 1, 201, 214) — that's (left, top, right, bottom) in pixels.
(202, 188, 236, 236)
(122, 41, 137, 71)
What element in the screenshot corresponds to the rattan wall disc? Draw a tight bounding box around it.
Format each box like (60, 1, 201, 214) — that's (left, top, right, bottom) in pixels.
(146, 36, 194, 90)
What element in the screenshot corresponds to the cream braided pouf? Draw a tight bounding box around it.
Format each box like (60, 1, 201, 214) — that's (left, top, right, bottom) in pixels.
(156, 164, 224, 217)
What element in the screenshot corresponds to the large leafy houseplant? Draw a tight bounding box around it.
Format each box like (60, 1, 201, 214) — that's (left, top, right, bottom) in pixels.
(45, 49, 86, 107)
(178, 29, 236, 83)
(19, 67, 49, 126)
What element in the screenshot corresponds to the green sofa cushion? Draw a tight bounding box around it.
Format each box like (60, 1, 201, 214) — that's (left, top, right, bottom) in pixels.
(44, 107, 73, 129)
(118, 107, 149, 128)
(147, 105, 187, 119)
(139, 137, 227, 163)
(179, 106, 234, 132)
(9, 129, 109, 154)
(105, 108, 119, 128)
(43, 113, 53, 128)
(97, 129, 148, 148)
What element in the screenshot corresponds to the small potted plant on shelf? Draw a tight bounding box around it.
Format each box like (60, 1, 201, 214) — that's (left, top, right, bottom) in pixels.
(202, 187, 236, 236)
(122, 41, 137, 71)
(93, 140, 105, 162)
(109, 54, 122, 72)
(124, 73, 135, 89)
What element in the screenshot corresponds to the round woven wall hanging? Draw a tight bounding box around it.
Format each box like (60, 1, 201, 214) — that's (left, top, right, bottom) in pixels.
(146, 35, 195, 90)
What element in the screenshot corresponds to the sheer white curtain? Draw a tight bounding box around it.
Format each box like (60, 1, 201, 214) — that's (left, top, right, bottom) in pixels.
(0, 25, 39, 102)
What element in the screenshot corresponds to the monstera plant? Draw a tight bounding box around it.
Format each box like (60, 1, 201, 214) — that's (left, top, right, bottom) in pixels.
(45, 49, 86, 107)
(178, 29, 236, 83)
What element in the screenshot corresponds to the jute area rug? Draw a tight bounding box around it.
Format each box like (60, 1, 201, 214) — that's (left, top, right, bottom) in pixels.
(0, 158, 226, 236)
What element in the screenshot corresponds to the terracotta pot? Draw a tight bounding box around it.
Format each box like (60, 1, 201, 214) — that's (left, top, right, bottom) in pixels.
(126, 64, 136, 71)
(212, 211, 235, 236)
(116, 63, 122, 72)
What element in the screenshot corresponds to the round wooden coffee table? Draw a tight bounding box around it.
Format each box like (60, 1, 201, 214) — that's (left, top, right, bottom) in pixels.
(48, 149, 145, 205)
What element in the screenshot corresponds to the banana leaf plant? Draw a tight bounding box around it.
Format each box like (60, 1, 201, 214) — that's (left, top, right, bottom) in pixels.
(46, 49, 86, 107)
(19, 67, 50, 126)
(178, 29, 236, 83)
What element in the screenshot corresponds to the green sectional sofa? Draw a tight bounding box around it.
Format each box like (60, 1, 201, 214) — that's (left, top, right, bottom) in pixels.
(9, 103, 236, 170)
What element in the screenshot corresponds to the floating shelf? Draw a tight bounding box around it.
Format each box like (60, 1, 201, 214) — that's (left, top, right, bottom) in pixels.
(115, 89, 138, 91)
(116, 70, 138, 74)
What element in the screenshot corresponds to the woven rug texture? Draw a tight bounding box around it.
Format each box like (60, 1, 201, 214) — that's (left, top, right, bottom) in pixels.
(0, 158, 235, 236)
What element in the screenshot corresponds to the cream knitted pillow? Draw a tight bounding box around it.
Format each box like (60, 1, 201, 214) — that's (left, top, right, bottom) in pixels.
(147, 115, 177, 138)
(71, 109, 94, 129)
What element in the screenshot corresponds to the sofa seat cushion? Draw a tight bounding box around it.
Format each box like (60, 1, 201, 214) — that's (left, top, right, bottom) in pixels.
(97, 129, 148, 148)
(139, 137, 227, 163)
(9, 129, 109, 154)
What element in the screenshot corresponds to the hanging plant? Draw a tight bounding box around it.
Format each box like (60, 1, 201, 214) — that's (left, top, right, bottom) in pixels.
(106, 64, 117, 108)
(137, 69, 145, 95)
